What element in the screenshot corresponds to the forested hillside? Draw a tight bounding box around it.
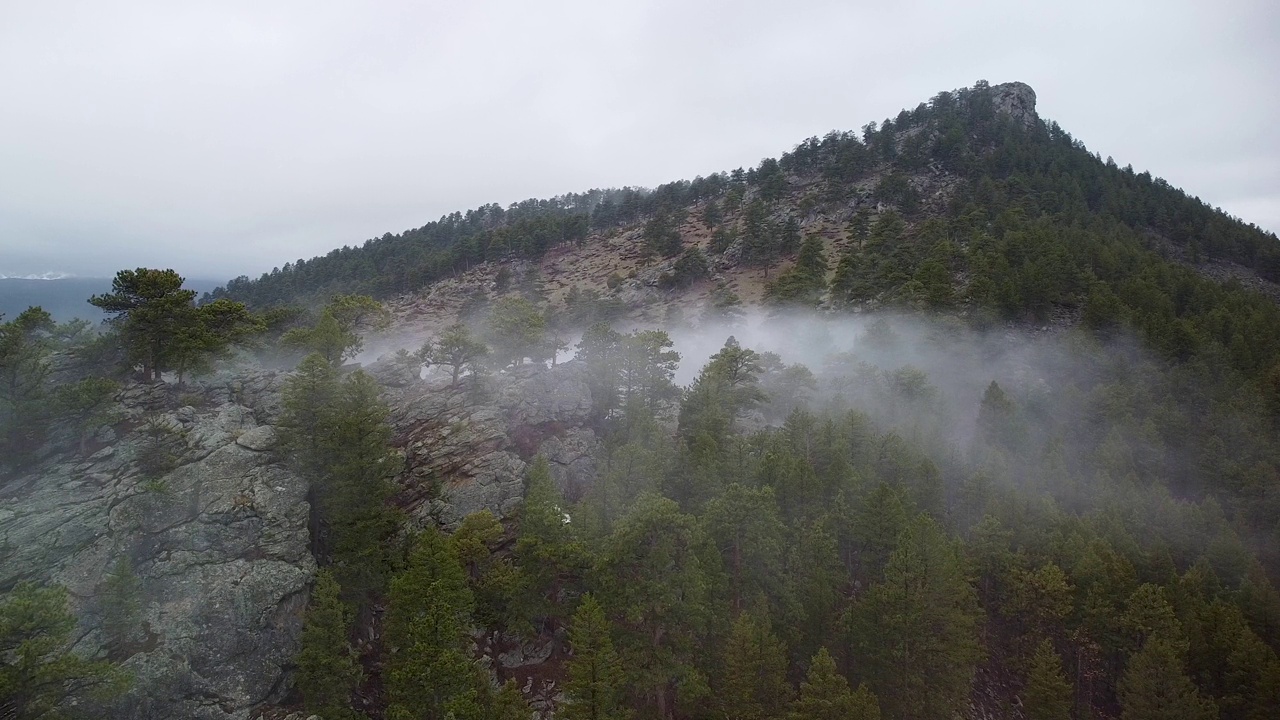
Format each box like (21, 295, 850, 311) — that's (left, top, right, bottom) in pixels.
(6, 80, 1280, 720)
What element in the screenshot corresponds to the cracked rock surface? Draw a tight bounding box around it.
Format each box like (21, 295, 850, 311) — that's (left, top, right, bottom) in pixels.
(0, 370, 313, 720)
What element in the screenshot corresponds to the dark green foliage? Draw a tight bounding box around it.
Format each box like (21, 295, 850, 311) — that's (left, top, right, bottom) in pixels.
(486, 296, 546, 367)
(644, 211, 683, 258)
(451, 511, 523, 633)
(1023, 639, 1072, 720)
(0, 582, 126, 719)
(135, 416, 187, 480)
(385, 528, 481, 720)
(282, 294, 387, 366)
(277, 355, 401, 605)
(576, 325, 682, 424)
(849, 515, 983, 720)
(489, 679, 533, 720)
(719, 611, 792, 720)
(563, 594, 630, 720)
(765, 234, 828, 306)
(53, 377, 119, 455)
(91, 268, 261, 381)
(90, 269, 196, 381)
(0, 307, 56, 465)
(791, 647, 880, 720)
(597, 494, 710, 718)
(1119, 639, 1218, 720)
(514, 456, 587, 627)
(661, 247, 710, 290)
(297, 570, 362, 720)
(701, 484, 785, 614)
(98, 557, 141, 657)
(420, 322, 488, 386)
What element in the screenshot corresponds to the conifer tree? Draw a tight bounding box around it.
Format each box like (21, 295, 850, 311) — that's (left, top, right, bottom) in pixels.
(486, 296, 546, 367)
(323, 370, 402, 603)
(0, 582, 125, 719)
(563, 594, 629, 720)
(420, 323, 488, 386)
(89, 268, 197, 381)
(1119, 638, 1218, 720)
(385, 528, 481, 720)
(720, 612, 793, 720)
(515, 456, 587, 627)
(99, 556, 141, 654)
(597, 494, 709, 719)
(489, 679, 533, 720)
(701, 484, 786, 614)
(1023, 639, 1072, 720)
(296, 570, 361, 720)
(791, 647, 879, 720)
(849, 515, 982, 720)
(277, 352, 341, 480)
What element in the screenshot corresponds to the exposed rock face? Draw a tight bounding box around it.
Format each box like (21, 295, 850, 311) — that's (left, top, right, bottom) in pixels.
(0, 370, 313, 720)
(538, 428, 601, 502)
(991, 81, 1038, 128)
(389, 361, 600, 527)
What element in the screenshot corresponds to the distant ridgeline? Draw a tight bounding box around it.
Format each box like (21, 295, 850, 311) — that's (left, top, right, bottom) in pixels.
(206, 80, 1279, 310)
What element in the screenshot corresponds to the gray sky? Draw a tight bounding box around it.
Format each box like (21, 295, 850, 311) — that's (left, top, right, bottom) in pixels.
(1, 0, 1277, 281)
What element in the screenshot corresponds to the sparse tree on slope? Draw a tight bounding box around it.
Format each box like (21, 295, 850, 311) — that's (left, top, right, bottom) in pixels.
(486, 296, 546, 367)
(89, 268, 197, 381)
(421, 322, 488, 386)
(296, 570, 362, 720)
(0, 582, 125, 719)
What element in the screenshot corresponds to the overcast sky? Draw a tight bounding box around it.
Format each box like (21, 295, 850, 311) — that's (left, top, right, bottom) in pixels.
(1, 0, 1276, 281)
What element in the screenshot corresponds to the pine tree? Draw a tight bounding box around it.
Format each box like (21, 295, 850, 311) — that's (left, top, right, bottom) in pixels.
(1, 582, 125, 719)
(486, 296, 546, 367)
(597, 494, 709, 719)
(791, 647, 879, 720)
(489, 679, 533, 720)
(515, 456, 587, 627)
(563, 594, 630, 720)
(99, 556, 141, 654)
(1023, 639, 1072, 720)
(385, 528, 481, 720)
(701, 484, 786, 614)
(296, 570, 361, 720)
(720, 612, 793, 720)
(1119, 638, 1218, 720)
(323, 370, 402, 603)
(849, 515, 982, 720)
(276, 352, 341, 481)
(421, 322, 489, 386)
(89, 268, 198, 381)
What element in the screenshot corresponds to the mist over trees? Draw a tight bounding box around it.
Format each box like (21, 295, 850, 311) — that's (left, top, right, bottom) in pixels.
(5, 79, 1280, 720)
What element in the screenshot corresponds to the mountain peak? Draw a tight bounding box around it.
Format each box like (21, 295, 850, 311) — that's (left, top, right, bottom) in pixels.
(991, 81, 1037, 127)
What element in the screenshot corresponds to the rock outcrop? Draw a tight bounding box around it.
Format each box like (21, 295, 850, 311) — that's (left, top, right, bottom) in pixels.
(389, 360, 600, 527)
(991, 81, 1037, 128)
(0, 370, 312, 720)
